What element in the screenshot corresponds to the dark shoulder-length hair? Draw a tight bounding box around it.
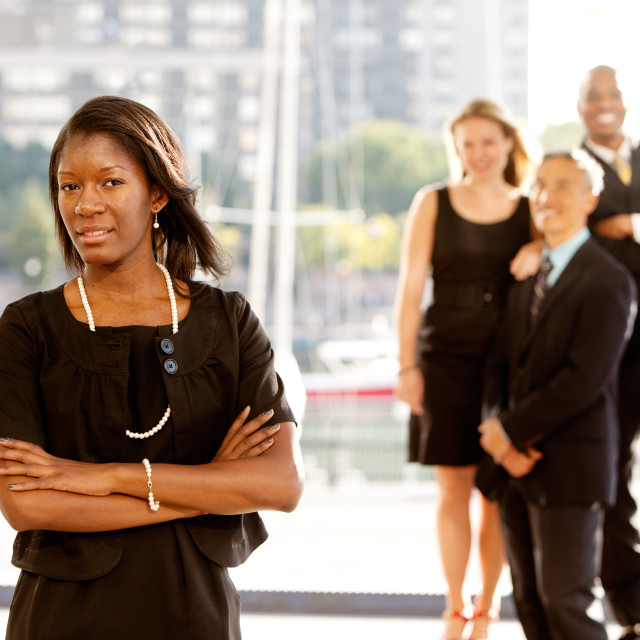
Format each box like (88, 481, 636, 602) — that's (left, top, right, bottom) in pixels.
(446, 98, 534, 188)
(49, 95, 229, 282)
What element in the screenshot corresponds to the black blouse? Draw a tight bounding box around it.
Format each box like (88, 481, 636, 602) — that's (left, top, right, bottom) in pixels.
(0, 282, 295, 579)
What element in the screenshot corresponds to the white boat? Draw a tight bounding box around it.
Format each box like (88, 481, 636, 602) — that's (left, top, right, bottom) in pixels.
(301, 338, 398, 399)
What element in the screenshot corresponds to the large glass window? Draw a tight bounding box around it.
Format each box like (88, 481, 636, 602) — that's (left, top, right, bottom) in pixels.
(3, 95, 71, 121)
(121, 26, 172, 47)
(120, 3, 172, 23)
(3, 68, 70, 92)
(188, 28, 246, 49)
(399, 28, 423, 51)
(77, 2, 105, 23)
(187, 3, 247, 24)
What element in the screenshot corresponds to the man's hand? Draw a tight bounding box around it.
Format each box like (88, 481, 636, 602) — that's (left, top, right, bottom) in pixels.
(478, 417, 511, 463)
(500, 446, 543, 478)
(594, 214, 633, 239)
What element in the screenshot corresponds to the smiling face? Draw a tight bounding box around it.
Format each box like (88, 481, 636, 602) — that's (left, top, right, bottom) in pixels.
(530, 156, 598, 248)
(56, 132, 168, 270)
(452, 116, 514, 182)
(577, 67, 627, 148)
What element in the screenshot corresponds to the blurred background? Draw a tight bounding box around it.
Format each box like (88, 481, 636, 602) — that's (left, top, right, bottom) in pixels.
(0, 0, 638, 633)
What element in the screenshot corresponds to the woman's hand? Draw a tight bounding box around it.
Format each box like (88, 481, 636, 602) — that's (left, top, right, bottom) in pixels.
(0, 439, 116, 495)
(510, 239, 544, 281)
(395, 367, 425, 415)
(213, 406, 281, 462)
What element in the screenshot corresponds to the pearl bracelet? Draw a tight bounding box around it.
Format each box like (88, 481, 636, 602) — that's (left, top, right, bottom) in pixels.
(142, 458, 160, 512)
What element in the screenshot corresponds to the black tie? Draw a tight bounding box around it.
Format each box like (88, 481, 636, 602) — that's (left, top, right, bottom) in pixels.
(529, 256, 553, 324)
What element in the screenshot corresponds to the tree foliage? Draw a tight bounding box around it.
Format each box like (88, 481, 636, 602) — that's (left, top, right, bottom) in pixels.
(304, 120, 448, 216)
(0, 139, 54, 284)
(297, 211, 402, 273)
(538, 120, 584, 152)
(9, 178, 59, 287)
(0, 139, 50, 232)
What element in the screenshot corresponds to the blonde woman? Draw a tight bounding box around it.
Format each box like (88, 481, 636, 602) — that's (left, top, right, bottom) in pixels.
(395, 99, 537, 639)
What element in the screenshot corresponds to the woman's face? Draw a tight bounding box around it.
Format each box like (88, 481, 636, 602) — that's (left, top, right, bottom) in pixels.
(452, 116, 514, 181)
(56, 132, 168, 270)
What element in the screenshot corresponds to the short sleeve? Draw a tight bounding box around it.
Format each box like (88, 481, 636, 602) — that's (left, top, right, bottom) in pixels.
(0, 302, 47, 446)
(233, 295, 296, 426)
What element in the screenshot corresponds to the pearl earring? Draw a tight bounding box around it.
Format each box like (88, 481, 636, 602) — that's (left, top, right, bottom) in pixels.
(153, 212, 160, 229)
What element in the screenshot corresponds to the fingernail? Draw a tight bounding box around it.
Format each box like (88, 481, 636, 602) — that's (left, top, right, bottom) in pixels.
(265, 438, 274, 444)
(269, 423, 280, 430)
(0, 438, 8, 442)
(262, 409, 274, 416)
(243, 406, 250, 413)
(7, 484, 15, 489)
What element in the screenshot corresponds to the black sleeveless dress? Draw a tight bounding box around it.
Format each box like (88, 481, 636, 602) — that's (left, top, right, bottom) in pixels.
(408, 186, 531, 466)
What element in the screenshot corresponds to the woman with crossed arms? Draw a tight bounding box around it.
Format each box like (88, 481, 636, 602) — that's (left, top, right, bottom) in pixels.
(0, 96, 304, 639)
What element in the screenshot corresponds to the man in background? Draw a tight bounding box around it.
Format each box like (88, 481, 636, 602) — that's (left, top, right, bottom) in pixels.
(579, 65, 640, 640)
(478, 150, 635, 640)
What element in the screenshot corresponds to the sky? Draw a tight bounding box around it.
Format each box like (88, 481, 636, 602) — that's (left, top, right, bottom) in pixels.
(528, 0, 640, 135)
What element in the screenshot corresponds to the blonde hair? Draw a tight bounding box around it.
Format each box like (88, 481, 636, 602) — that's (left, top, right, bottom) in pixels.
(446, 98, 534, 188)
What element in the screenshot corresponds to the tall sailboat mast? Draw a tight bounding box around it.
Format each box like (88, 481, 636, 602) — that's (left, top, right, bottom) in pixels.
(247, 0, 282, 321)
(249, 0, 306, 418)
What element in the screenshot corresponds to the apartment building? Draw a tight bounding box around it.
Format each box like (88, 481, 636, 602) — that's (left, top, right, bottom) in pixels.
(0, 0, 528, 205)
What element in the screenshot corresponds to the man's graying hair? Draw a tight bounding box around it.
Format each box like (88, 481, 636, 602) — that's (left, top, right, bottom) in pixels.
(541, 149, 604, 195)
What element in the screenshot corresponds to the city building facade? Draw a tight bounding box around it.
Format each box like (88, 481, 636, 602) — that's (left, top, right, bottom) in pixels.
(0, 0, 528, 206)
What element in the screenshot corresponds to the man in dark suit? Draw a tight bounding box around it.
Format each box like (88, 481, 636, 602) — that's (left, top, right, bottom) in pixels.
(579, 65, 640, 640)
(478, 150, 636, 640)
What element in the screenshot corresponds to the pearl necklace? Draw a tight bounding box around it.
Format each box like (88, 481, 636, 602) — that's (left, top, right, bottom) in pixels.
(77, 263, 178, 439)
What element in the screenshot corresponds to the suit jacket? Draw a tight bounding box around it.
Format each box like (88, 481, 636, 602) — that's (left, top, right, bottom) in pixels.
(478, 238, 636, 507)
(582, 139, 640, 276)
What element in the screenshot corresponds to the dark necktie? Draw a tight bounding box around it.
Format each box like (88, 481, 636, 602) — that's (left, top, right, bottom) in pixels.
(529, 256, 553, 324)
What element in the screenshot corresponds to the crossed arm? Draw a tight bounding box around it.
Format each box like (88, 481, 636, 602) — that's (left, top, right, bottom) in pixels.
(0, 407, 304, 533)
(593, 214, 637, 240)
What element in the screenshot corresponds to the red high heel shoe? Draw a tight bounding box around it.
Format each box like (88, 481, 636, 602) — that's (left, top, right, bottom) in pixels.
(468, 607, 499, 639)
(441, 608, 469, 640)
